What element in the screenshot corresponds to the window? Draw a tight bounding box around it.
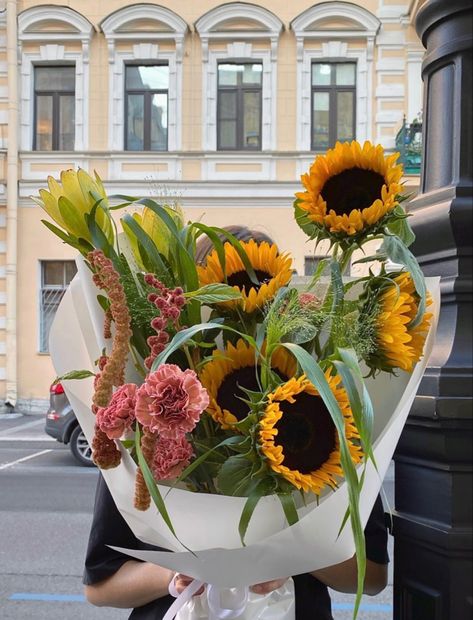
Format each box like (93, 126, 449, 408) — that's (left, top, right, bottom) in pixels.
(40, 261, 77, 353)
(125, 64, 169, 151)
(304, 256, 326, 276)
(34, 66, 75, 151)
(217, 63, 262, 151)
(311, 62, 356, 150)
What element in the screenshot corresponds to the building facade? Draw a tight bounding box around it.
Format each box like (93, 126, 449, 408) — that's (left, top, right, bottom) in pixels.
(0, 0, 426, 411)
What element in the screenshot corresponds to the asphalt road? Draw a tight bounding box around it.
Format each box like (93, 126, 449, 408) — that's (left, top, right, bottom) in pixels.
(0, 414, 394, 620)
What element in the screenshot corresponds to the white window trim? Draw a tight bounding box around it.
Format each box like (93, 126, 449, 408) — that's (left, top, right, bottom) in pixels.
(18, 6, 93, 152)
(291, 2, 380, 152)
(101, 5, 187, 152)
(195, 3, 283, 151)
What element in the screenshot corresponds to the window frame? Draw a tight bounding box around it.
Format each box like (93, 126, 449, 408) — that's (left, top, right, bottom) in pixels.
(124, 62, 170, 152)
(39, 260, 77, 354)
(33, 64, 76, 152)
(311, 61, 357, 151)
(216, 61, 263, 152)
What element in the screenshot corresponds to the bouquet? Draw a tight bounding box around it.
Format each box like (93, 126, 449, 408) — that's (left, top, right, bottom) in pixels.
(37, 141, 438, 620)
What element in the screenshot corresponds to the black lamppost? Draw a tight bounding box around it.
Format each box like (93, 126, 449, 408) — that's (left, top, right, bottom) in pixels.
(393, 2, 472, 619)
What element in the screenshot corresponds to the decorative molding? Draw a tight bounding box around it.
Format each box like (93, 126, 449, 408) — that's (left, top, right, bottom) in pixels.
(195, 4, 282, 151)
(101, 4, 187, 151)
(18, 6, 93, 151)
(291, 2, 380, 150)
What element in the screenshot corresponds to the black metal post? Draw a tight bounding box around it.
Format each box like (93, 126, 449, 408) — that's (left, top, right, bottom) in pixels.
(393, 1, 473, 619)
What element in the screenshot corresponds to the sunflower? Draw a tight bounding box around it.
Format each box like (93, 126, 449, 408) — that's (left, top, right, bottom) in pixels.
(366, 272, 433, 373)
(199, 339, 296, 428)
(259, 374, 362, 495)
(197, 240, 293, 313)
(295, 141, 404, 239)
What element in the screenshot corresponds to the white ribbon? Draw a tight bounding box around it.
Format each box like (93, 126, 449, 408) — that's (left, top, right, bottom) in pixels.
(164, 575, 248, 620)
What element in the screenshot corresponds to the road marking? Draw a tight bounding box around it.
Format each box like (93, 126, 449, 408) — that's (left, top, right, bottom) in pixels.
(0, 418, 44, 436)
(0, 449, 52, 470)
(9, 593, 86, 602)
(0, 436, 55, 442)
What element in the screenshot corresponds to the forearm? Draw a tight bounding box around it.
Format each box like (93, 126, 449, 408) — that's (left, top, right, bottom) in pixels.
(85, 560, 173, 609)
(310, 557, 388, 596)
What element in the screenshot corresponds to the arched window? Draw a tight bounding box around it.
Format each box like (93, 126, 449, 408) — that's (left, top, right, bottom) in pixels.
(18, 6, 94, 151)
(291, 2, 380, 155)
(195, 3, 283, 152)
(101, 4, 188, 152)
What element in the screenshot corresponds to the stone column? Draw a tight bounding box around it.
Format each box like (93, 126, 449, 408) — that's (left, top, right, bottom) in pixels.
(393, 1, 472, 619)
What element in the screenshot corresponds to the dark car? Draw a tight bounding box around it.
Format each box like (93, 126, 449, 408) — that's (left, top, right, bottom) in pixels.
(45, 382, 95, 467)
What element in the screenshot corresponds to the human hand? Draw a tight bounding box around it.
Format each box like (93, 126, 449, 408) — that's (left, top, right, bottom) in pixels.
(249, 578, 289, 595)
(172, 573, 206, 597)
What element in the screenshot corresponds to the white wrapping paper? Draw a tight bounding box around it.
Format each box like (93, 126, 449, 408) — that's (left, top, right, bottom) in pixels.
(49, 262, 439, 619)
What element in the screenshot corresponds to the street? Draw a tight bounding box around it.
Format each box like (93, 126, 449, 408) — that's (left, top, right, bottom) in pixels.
(0, 414, 393, 620)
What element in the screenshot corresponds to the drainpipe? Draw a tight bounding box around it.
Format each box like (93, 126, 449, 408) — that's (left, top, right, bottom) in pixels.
(5, 0, 18, 409)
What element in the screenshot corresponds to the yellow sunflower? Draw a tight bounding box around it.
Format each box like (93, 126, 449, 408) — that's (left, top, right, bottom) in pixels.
(197, 239, 293, 313)
(199, 339, 296, 428)
(295, 140, 403, 238)
(369, 272, 433, 373)
(259, 374, 362, 495)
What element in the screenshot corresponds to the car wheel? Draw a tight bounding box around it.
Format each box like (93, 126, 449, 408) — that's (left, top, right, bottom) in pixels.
(70, 425, 95, 467)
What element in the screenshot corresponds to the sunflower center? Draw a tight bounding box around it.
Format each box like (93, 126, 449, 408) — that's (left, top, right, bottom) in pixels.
(227, 269, 272, 294)
(275, 391, 336, 474)
(321, 168, 385, 215)
(217, 365, 285, 421)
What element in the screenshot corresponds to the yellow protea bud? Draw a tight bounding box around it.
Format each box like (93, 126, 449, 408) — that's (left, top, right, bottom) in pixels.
(33, 168, 114, 245)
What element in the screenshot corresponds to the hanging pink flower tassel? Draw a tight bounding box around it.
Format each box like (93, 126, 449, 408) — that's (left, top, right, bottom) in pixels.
(134, 429, 158, 511)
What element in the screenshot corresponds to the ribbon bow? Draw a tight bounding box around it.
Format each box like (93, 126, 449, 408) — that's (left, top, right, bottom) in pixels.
(165, 575, 248, 620)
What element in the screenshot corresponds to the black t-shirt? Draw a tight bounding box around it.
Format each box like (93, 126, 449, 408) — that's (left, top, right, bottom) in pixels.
(84, 476, 389, 620)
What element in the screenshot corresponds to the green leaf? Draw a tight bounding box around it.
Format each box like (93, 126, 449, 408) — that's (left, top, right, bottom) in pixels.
(307, 257, 331, 288)
(386, 205, 416, 247)
(294, 199, 319, 239)
(151, 322, 254, 371)
(330, 259, 344, 315)
(277, 493, 299, 526)
(216, 455, 257, 496)
(238, 478, 276, 545)
(185, 283, 242, 304)
(380, 235, 426, 326)
(41, 219, 93, 254)
(57, 195, 91, 241)
(54, 370, 95, 383)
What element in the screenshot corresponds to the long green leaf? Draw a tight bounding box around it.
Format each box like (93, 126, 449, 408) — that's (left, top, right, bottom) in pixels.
(151, 322, 255, 371)
(277, 493, 299, 526)
(185, 283, 242, 304)
(380, 235, 426, 326)
(238, 479, 275, 545)
(55, 369, 95, 383)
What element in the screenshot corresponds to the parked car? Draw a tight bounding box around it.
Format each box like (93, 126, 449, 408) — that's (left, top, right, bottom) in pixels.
(45, 382, 95, 467)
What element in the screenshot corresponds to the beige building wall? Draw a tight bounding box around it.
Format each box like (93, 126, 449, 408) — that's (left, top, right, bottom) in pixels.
(0, 0, 425, 410)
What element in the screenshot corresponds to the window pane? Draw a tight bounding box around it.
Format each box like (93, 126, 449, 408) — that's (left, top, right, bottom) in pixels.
(35, 95, 53, 150)
(40, 290, 64, 353)
(337, 91, 355, 142)
(35, 66, 75, 91)
(43, 261, 66, 286)
(218, 65, 239, 86)
(126, 94, 145, 150)
(243, 91, 261, 148)
(336, 64, 356, 86)
(312, 92, 330, 148)
(312, 64, 331, 86)
(150, 93, 168, 151)
(59, 95, 75, 150)
(242, 64, 262, 85)
(219, 120, 237, 149)
(126, 65, 169, 90)
(218, 91, 237, 120)
(65, 262, 77, 285)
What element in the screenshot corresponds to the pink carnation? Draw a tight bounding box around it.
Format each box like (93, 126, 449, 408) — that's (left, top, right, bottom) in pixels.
(299, 292, 320, 308)
(152, 435, 194, 480)
(96, 383, 137, 440)
(135, 364, 209, 437)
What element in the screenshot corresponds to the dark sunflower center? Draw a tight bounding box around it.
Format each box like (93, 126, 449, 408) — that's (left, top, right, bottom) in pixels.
(321, 168, 385, 214)
(274, 391, 336, 474)
(217, 365, 286, 421)
(226, 269, 272, 294)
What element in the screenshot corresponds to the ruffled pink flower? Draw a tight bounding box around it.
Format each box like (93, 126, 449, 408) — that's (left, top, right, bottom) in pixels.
(299, 292, 320, 308)
(135, 364, 209, 437)
(96, 383, 137, 440)
(152, 435, 194, 480)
